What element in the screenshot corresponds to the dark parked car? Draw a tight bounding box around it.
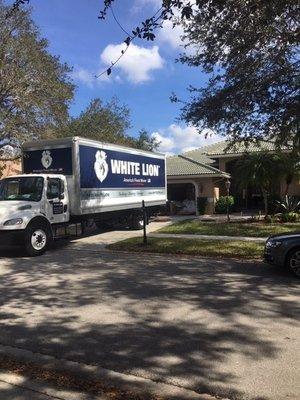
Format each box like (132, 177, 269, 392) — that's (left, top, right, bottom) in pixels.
(264, 233, 300, 277)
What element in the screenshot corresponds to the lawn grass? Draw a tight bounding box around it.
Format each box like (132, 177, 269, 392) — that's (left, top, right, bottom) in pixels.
(159, 219, 300, 238)
(107, 237, 264, 259)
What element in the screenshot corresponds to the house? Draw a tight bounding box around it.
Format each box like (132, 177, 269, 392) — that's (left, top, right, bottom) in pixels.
(0, 159, 22, 179)
(167, 140, 300, 215)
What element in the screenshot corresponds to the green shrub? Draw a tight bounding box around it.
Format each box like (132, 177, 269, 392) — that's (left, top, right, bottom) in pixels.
(281, 212, 300, 223)
(197, 197, 208, 215)
(215, 196, 234, 214)
(265, 214, 275, 223)
(267, 194, 281, 214)
(276, 196, 300, 213)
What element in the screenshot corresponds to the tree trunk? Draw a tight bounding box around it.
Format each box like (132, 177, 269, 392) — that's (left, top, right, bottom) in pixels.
(262, 189, 268, 215)
(285, 183, 290, 196)
(285, 176, 292, 196)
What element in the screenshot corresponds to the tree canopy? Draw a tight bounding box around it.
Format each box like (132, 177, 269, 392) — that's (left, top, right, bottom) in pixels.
(178, 0, 299, 151)
(53, 98, 160, 152)
(0, 0, 74, 159)
(98, 0, 299, 151)
(1, 1, 159, 159)
(9, 0, 299, 151)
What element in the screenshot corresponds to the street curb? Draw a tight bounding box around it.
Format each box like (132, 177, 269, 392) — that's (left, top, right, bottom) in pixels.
(149, 233, 267, 242)
(0, 344, 224, 400)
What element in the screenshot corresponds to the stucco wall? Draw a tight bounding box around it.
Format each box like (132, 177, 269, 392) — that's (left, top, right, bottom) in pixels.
(218, 157, 237, 172)
(195, 178, 219, 214)
(280, 176, 300, 197)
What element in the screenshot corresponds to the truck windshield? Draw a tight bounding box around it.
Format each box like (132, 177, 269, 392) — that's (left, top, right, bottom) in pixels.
(0, 177, 44, 202)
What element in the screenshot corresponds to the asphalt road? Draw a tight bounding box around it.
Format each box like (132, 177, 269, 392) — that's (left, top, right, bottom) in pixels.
(0, 235, 299, 400)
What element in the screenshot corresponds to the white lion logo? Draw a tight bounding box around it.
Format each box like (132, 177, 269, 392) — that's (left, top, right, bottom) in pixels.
(94, 150, 109, 182)
(41, 150, 52, 169)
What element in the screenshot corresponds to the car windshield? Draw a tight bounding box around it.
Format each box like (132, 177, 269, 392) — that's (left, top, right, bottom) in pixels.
(0, 177, 44, 202)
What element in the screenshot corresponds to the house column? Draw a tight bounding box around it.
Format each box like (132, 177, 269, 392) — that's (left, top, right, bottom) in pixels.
(191, 180, 200, 216)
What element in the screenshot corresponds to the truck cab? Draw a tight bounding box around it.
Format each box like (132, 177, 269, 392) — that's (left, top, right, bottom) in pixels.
(0, 174, 69, 255)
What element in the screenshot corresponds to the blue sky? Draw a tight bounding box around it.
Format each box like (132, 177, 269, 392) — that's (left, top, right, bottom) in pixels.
(18, 0, 221, 154)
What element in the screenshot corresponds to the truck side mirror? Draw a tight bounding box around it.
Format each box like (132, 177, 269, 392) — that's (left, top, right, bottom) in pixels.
(59, 193, 65, 200)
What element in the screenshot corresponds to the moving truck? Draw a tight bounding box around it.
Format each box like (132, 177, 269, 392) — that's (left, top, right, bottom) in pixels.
(0, 137, 166, 256)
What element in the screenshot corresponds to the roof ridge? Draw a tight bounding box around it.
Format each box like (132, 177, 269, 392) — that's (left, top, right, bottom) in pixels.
(183, 140, 227, 155)
(178, 154, 228, 175)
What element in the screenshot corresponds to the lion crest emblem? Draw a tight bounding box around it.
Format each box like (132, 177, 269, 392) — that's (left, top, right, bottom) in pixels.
(41, 150, 52, 169)
(94, 150, 109, 182)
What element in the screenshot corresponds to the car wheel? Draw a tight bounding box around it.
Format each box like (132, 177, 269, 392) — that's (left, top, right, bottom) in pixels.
(24, 222, 51, 256)
(286, 248, 300, 277)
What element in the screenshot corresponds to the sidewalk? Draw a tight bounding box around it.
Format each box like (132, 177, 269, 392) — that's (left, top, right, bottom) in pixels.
(149, 232, 267, 242)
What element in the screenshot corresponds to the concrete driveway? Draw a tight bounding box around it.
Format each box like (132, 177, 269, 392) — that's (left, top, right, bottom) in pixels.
(0, 227, 299, 400)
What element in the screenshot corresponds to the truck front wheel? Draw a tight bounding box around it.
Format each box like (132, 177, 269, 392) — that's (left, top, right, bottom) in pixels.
(24, 222, 52, 256)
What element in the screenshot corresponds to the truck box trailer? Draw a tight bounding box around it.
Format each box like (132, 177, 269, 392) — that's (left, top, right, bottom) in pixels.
(0, 137, 166, 255)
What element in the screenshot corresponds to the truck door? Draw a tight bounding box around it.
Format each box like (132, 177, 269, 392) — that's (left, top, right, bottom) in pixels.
(46, 177, 69, 224)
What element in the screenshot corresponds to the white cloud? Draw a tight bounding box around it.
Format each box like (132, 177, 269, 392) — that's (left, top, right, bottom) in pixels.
(151, 124, 222, 154)
(70, 66, 115, 88)
(151, 132, 175, 154)
(70, 68, 95, 88)
(133, 0, 187, 50)
(158, 20, 185, 50)
(132, 0, 161, 13)
(100, 43, 164, 84)
(72, 43, 164, 87)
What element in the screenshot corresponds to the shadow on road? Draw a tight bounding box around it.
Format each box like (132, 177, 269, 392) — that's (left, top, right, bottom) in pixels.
(0, 248, 299, 399)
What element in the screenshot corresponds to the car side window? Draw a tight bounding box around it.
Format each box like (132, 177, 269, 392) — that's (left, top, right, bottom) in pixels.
(47, 178, 61, 200)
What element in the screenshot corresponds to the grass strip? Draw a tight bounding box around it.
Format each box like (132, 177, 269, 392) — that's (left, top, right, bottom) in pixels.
(159, 220, 300, 238)
(108, 237, 264, 259)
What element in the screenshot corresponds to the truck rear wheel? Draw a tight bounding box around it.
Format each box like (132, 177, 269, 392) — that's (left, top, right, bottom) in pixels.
(24, 222, 52, 256)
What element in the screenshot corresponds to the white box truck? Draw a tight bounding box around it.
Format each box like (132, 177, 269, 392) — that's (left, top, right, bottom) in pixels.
(0, 137, 166, 255)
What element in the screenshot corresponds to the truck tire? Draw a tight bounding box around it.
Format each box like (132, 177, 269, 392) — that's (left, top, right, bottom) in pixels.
(24, 221, 52, 257)
(130, 214, 144, 230)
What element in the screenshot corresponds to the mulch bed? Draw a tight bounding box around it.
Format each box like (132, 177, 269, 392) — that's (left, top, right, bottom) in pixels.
(0, 354, 163, 400)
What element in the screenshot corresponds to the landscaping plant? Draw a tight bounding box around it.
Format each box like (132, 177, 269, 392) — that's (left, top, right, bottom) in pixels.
(197, 197, 208, 215)
(281, 212, 300, 223)
(215, 196, 234, 214)
(276, 195, 300, 213)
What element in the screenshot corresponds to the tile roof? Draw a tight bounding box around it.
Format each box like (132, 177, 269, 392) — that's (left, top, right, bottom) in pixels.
(168, 139, 286, 178)
(167, 155, 229, 177)
(191, 140, 286, 156)
(181, 149, 214, 164)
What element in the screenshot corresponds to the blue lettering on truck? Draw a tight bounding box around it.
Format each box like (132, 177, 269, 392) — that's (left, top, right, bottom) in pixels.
(23, 147, 73, 175)
(79, 145, 165, 189)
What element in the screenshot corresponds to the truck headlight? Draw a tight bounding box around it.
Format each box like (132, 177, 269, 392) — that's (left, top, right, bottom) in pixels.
(266, 240, 282, 249)
(4, 218, 23, 226)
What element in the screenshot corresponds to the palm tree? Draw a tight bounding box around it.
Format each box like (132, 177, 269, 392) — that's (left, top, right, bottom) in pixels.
(235, 152, 278, 215)
(274, 152, 300, 196)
